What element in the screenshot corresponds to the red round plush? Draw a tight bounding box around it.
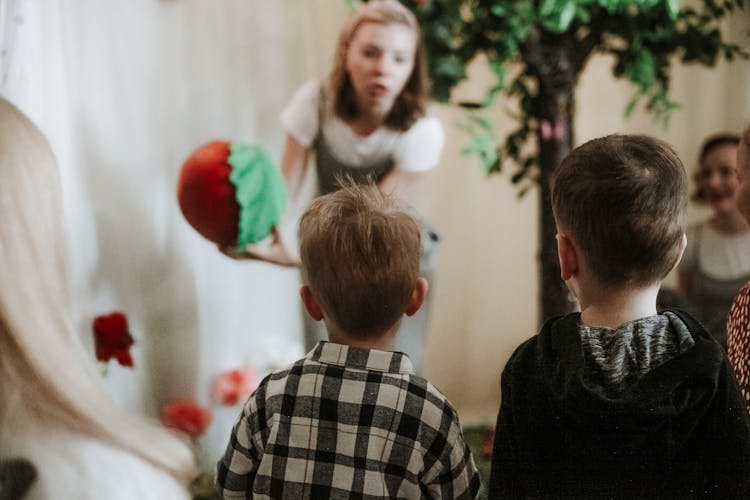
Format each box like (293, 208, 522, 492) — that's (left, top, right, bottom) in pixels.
(177, 141, 240, 247)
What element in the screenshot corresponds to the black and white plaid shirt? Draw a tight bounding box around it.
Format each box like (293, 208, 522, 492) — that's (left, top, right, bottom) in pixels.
(216, 341, 480, 499)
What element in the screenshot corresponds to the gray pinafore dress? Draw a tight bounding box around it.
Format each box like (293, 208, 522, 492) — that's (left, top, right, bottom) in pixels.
(302, 91, 439, 373)
(686, 225, 750, 348)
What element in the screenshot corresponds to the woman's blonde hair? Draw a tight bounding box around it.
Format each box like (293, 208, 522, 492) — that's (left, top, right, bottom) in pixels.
(327, 0, 430, 131)
(0, 97, 195, 483)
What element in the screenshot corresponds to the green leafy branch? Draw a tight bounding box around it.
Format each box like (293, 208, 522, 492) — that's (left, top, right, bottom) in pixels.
(403, 0, 748, 187)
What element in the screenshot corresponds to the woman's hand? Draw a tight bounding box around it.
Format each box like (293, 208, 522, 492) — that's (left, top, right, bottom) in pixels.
(219, 226, 301, 267)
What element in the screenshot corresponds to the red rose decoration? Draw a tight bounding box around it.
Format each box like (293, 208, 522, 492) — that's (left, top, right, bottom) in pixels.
(213, 366, 259, 406)
(92, 312, 134, 367)
(161, 399, 212, 439)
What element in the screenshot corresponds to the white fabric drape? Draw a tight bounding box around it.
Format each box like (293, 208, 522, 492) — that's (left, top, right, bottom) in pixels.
(2, 0, 349, 465)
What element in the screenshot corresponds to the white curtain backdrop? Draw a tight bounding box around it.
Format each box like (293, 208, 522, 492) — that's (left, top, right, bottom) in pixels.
(1, 0, 349, 465)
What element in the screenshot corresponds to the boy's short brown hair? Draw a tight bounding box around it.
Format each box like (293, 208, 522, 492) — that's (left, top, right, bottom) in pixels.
(551, 134, 687, 287)
(298, 180, 421, 337)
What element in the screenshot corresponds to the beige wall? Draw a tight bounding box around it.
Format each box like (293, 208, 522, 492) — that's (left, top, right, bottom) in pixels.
(419, 11, 750, 424)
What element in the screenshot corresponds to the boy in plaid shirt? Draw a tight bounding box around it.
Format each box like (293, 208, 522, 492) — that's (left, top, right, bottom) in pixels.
(216, 181, 479, 499)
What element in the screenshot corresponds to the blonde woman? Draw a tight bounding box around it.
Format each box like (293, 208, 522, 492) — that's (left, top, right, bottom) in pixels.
(244, 0, 444, 372)
(0, 97, 196, 499)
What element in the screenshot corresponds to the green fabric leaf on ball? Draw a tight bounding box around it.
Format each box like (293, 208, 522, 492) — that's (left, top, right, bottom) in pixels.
(228, 142, 287, 249)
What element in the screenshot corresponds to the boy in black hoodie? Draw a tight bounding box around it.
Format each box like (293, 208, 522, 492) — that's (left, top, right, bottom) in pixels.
(489, 134, 750, 499)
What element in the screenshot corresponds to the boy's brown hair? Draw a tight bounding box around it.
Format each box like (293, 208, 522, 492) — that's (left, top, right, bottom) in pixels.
(298, 179, 421, 337)
(551, 134, 687, 287)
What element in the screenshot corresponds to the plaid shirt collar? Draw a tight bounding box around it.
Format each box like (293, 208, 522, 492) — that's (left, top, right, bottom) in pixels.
(308, 341, 414, 375)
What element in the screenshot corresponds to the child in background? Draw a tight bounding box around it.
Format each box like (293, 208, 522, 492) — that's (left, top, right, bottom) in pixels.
(677, 133, 750, 348)
(490, 135, 750, 499)
(216, 181, 479, 499)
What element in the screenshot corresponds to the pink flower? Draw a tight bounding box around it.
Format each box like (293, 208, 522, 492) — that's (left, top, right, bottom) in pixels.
(213, 366, 259, 405)
(92, 312, 134, 367)
(161, 399, 212, 439)
(539, 119, 567, 144)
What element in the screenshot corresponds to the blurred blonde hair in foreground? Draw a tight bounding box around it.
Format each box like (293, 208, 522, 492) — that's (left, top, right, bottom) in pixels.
(0, 97, 196, 498)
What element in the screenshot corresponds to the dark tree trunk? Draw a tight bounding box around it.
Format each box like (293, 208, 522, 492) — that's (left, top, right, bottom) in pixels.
(527, 34, 579, 323)
(537, 111, 574, 322)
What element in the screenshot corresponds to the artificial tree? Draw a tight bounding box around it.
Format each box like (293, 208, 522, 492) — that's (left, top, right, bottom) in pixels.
(393, 0, 748, 322)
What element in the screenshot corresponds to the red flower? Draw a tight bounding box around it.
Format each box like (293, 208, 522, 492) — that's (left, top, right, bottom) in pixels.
(161, 399, 212, 439)
(92, 312, 134, 367)
(213, 366, 259, 405)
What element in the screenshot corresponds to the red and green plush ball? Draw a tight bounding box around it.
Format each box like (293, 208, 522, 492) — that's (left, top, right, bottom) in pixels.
(177, 141, 287, 249)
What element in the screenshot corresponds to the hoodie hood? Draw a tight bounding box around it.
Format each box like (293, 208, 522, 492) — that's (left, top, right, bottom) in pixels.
(491, 308, 750, 499)
(539, 309, 725, 458)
